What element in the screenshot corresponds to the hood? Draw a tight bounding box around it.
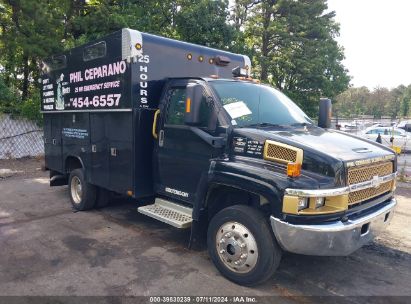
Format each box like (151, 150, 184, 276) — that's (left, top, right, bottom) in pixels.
(233, 125, 395, 162)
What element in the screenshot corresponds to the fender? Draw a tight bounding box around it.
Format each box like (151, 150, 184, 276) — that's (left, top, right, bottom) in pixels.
(189, 160, 286, 249)
(64, 155, 86, 174)
(192, 159, 288, 221)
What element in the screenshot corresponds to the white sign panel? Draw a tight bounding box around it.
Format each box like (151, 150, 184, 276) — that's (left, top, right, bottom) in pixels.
(223, 101, 252, 119)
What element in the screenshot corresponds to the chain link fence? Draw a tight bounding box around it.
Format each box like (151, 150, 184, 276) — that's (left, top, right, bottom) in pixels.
(0, 113, 44, 159)
(330, 116, 410, 135)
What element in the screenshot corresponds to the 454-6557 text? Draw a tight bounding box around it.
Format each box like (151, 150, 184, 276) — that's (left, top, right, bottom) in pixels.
(70, 93, 121, 108)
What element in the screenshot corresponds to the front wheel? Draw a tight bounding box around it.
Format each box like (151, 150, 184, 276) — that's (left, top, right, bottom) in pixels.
(207, 205, 282, 286)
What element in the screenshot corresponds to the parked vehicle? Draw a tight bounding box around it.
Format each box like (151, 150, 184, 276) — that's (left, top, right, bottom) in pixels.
(41, 29, 397, 286)
(363, 126, 410, 152)
(339, 122, 358, 132)
(396, 120, 411, 132)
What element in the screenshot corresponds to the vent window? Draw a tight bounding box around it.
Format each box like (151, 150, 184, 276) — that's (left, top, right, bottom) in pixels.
(43, 55, 67, 72)
(83, 41, 107, 61)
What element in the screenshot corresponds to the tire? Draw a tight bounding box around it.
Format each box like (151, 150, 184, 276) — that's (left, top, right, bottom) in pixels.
(68, 168, 97, 211)
(207, 205, 282, 286)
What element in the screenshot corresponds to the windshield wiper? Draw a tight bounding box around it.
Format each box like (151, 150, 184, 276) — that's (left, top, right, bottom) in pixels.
(291, 122, 313, 127)
(244, 122, 285, 128)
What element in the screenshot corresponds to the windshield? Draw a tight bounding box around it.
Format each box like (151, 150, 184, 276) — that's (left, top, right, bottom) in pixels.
(210, 81, 313, 127)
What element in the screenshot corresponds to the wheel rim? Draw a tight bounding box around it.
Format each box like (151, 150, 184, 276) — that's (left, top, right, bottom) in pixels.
(70, 176, 82, 204)
(216, 221, 258, 273)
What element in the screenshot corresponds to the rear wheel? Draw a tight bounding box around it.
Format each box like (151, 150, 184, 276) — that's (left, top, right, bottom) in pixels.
(207, 205, 282, 286)
(68, 168, 96, 211)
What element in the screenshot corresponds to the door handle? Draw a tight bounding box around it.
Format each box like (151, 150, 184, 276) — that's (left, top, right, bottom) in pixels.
(159, 130, 165, 147)
(111, 147, 117, 157)
(152, 109, 160, 139)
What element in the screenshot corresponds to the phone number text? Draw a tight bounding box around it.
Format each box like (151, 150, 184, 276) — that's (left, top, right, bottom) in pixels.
(69, 94, 121, 108)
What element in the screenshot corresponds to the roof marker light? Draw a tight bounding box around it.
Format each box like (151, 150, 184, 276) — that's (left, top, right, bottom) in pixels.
(232, 66, 248, 77)
(215, 55, 230, 66)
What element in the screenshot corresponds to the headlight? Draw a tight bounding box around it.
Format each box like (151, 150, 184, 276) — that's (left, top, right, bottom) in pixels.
(298, 197, 308, 210)
(314, 197, 325, 209)
(283, 194, 348, 215)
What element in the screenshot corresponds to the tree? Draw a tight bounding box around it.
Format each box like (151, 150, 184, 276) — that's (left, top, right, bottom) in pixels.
(175, 0, 235, 49)
(388, 85, 406, 118)
(245, 0, 350, 116)
(0, 0, 354, 121)
(401, 96, 410, 117)
(401, 85, 411, 117)
(334, 84, 411, 119)
(0, 0, 68, 99)
(334, 86, 370, 117)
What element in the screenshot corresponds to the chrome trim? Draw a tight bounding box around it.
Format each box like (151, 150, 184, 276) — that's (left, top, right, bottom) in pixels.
(348, 172, 397, 192)
(346, 155, 395, 167)
(271, 198, 397, 256)
(285, 172, 397, 197)
(285, 186, 349, 197)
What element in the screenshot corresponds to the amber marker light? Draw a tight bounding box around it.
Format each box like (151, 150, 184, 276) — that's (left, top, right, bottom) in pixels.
(186, 98, 191, 113)
(135, 43, 142, 50)
(127, 190, 133, 196)
(287, 162, 301, 177)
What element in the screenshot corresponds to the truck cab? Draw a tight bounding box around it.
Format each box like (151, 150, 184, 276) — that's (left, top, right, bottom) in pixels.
(41, 28, 397, 286)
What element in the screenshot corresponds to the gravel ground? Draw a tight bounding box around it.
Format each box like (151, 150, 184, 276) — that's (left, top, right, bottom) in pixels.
(0, 158, 410, 303)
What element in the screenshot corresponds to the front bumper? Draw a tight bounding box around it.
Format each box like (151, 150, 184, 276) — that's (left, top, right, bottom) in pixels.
(270, 198, 396, 256)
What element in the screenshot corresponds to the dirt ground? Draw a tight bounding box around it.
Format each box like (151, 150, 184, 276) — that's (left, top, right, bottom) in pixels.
(0, 158, 410, 303)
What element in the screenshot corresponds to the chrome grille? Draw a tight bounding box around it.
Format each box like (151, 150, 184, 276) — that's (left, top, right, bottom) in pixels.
(347, 161, 394, 206)
(347, 161, 393, 185)
(348, 181, 393, 205)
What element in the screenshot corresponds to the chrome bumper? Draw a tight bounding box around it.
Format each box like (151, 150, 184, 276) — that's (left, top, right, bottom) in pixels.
(270, 198, 397, 256)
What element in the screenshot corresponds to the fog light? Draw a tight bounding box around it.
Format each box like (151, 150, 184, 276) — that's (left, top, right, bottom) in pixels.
(315, 197, 325, 208)
(298, 197, 308, 211)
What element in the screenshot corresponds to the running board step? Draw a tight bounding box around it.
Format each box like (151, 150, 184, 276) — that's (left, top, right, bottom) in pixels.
(137, 198, 193, 228)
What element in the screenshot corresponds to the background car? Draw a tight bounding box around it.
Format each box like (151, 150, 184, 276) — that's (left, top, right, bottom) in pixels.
(396, 120, 411, 132)
(363, 126, 410, 152)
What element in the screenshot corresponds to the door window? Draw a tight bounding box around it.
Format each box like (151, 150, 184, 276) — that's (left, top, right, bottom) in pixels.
(198, 95, 213, 129)
(166, 87, 187, 125)
(165, 85, 213, 129)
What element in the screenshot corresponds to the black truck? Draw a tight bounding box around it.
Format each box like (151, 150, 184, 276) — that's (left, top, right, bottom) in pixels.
(41, 28, 397, 286)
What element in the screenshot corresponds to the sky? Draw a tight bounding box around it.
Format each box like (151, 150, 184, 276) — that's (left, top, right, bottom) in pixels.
(327, 0, 411, 90)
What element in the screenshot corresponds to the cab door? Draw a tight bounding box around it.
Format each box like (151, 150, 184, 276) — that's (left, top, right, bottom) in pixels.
(153, 79, 220, 204)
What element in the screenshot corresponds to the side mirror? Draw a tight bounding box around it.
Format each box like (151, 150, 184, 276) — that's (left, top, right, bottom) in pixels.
(185, 84, 203, 125)
(318, 98, 332, 129)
